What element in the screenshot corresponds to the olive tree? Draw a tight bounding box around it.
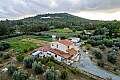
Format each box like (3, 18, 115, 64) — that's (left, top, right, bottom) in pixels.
(44, 67, 59, 80)
(23, 56, 34, 68)
(60, 70, 68, 80)
(7, 63, 17, 76)
(32, 61, 44, 74)
(12, 69, 28, 80)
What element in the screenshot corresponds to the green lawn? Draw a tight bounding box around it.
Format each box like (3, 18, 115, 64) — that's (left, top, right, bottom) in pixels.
(31, 35, 52, 42)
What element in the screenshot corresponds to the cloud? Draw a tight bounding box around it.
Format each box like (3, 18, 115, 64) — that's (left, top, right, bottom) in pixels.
(0, 0, 120, 20)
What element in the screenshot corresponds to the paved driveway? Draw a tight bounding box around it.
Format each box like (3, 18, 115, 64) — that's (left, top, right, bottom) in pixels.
(72, 48, 120, 80)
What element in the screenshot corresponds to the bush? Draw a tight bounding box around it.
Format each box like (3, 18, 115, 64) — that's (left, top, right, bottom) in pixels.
(7, 63, 17, 76)
(47, 61, 54, 68)
(0, 52, 10, 59)
(97, 61, 104, 67)
(16, 54, 24, 62)
(0, 42, 10, 51)
(107, 53, 117, 64)
(44, 67, 59, 80)
(37, 57, 55, 65)
(12, 69, 28, 80)
(23, 56, 34, 68)
(95, 52, 102, 59)
(60, 70, 68, 80)
(92, 48, 102, 59)
(85, 44, 91, 50)
(32, 61, 44, 74)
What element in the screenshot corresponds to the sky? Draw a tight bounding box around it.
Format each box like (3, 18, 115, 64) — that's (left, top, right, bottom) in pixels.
(0, 0, 120, 20)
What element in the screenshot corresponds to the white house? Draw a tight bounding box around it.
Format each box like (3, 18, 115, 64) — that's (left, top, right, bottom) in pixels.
(32, 39, 80, 65)
(69, 37, 80, 47)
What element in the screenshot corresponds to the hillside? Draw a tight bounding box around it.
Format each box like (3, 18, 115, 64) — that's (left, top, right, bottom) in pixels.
(23, 13, 92, 23)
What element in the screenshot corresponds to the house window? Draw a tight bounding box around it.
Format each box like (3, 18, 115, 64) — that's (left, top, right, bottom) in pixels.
(47, 53, 51, 55)
(55, 55, 57, 57)
(52, 43, 54, 46)
(68, 46, 69, 49)
(57, 44, 58, 48)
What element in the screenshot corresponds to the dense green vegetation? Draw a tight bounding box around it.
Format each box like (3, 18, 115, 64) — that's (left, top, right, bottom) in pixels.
(0, 13, 120, 79)
(50, 28, 73, 33)
(9, 40, 37, 53)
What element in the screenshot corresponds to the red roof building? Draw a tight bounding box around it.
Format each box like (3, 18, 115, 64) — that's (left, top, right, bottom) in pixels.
(58, 39, 73, 46)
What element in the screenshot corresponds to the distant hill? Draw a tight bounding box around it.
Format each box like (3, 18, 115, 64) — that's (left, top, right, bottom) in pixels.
(23, 13, 93, 23)
(17, 13, 97, 30)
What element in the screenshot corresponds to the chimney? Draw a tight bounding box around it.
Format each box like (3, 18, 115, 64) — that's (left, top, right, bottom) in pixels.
(59, 37, 61, 41)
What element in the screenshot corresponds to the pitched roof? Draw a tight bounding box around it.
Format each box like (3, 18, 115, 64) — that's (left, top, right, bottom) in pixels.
(49, 48, 71, 59)
(58, 39, 73, 46)
(37, 46, 51, 52)
(36, 46, 77, 59)
(66, 48, 77, 56)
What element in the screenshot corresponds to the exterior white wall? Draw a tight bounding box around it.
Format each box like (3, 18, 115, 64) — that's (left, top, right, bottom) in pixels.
(39, 50, 64, 62)
(50, 52, 64, 62)
(51, 42, 69, 53)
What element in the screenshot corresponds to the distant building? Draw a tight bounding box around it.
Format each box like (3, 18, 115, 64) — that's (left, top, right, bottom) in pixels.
(69, 37, 80, 46)
(52, 35, 56, 41)
(32, 39, 80, 65)
(41, 16, 51, 19)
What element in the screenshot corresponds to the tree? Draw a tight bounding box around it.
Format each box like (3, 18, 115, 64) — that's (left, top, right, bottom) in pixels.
(95, 52, 102, 59)
(7, 63, 17, 76)
(60, 70, 68, 80)
(23, 56, 34, 68)
(107, 53, 117, 64)
(12, 69, 28, 80)
(32, 61, 44, 74)
(44, 67, 59, 80)
(0, 42, 10, 51)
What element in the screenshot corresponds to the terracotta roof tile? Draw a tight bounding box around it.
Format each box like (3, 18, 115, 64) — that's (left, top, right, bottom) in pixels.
(36, 46, 77, 59)
(58, 39, 73, 46)
(37, 46, 51, 52)
(66, 48, 77, 56)
(49, 48, 71, 59)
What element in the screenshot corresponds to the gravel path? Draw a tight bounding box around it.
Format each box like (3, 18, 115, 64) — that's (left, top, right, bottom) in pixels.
(72, 48, 120, 80)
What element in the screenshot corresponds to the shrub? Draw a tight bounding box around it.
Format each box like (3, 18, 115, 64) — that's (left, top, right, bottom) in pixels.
(0, 52, 10, 59)
(0, 42, 10, 51)
(23, 56, 34, 68)
(32, 61, 44, 74)
(0, 52, 3, 58)
(107, 53, 117, 64)
(97, 61, 104, 67)
(47, 61, 54, 68)
(85, 44, 91, 50)
(16, 54, 24, 62)
(92, 48, 102, 59)
(7, 63, 17, 76)
(60, 70, 68, 80)
(12, 69, 28, 80)
(95, 52, 102, 59)
(44, 67, 59, 80)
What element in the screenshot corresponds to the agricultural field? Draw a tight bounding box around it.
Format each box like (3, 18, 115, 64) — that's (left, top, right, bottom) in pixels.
(50, 28, 73, 33)
(0, 34, 94, 80)
(1, 35, 51, 53)
(0, 35, 51, 68)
